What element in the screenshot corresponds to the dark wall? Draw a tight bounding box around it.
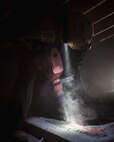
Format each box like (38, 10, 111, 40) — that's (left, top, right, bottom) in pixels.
(81, 37, 114, 97)
(80, 37, 114, 119)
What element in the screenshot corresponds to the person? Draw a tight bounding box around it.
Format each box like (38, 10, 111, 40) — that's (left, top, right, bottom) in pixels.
(0, 1, 92, 142)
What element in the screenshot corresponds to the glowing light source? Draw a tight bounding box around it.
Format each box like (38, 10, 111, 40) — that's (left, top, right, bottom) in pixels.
(63, 122, 85, 131)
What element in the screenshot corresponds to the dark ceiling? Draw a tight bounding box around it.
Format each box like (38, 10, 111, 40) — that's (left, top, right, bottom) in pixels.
(0, 0, 113, 45)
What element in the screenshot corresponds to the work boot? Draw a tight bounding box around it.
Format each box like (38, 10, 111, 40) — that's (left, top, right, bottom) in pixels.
(12, 130, 28, 142)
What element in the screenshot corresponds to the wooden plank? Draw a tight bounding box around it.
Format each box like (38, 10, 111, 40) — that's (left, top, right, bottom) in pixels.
(85, 0, 114, 23)
(83, 0, 107, 14)
(23, 121, 70, 142)
(94, 13, 114, 34)
(91, 27, 114, 45)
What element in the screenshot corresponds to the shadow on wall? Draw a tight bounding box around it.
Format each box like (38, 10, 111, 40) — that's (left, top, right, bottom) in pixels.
(28, 69, 62, 119)
(80, 37, 114, 119)
(80, 37, 114, 97)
